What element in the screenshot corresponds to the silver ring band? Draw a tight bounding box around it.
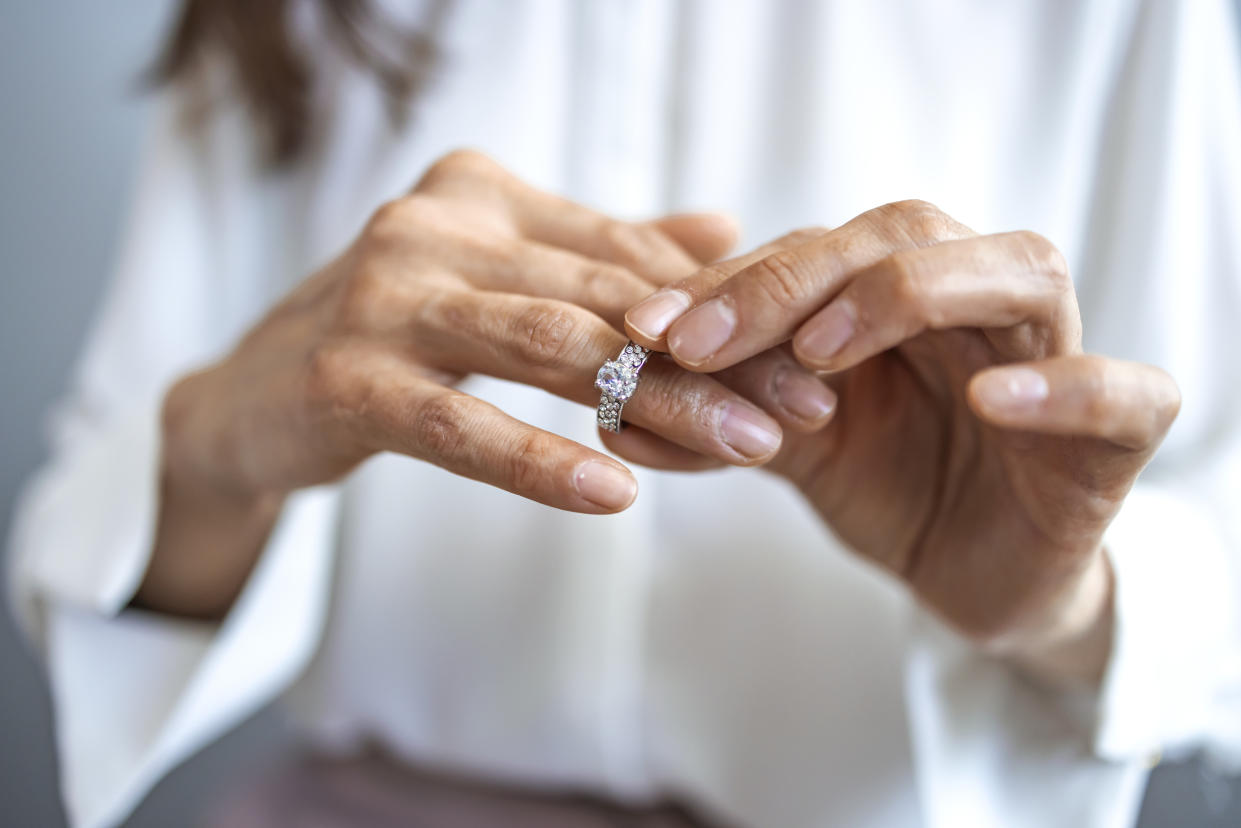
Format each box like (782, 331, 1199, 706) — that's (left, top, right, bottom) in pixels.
(595, 342, 651, 433)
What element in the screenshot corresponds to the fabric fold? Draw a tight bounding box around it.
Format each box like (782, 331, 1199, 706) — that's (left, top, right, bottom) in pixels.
(45, 487, 340, 828)
(1096, 484, 1241, 767)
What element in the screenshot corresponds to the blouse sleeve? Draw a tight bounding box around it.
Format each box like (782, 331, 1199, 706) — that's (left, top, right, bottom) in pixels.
(904, 1, 1241, 825)
(1086, 0, 1241, 769)
(6, 92, 341, 828)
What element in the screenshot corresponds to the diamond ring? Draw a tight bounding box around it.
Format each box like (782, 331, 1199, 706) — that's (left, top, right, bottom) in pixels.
(595, 342, 652, 433)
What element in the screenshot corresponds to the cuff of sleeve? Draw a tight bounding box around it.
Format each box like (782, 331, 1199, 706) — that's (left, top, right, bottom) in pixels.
(904, 606, 1150, 828)
(9, 404, 165, 647)
(7, 400, 345, 827)
(1094, 483, 1241, 762)
(50, 485, 340, 828)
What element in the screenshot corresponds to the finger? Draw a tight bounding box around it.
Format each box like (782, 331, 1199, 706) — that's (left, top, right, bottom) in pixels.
(712, 347, 838, 431)
(445, 236, 657, 331)
(410, 289, 785, 465)
(598, 425, 724, 471)
(508, 189, 704, 285)
(412, 149, 703, 285)
(325, 346, 640, 513)
(360, 198, 659, 331)
(411, 149, 519, 213)
(967, 355, 1181, 451)
(657, 200, 975, 370)
(792, 231, 1081, 371)
(624, 227, 830, 349)
(649, 213, 740, 264)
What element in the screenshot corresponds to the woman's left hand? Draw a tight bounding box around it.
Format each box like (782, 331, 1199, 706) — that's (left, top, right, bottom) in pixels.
(619, 200, 1181, 683)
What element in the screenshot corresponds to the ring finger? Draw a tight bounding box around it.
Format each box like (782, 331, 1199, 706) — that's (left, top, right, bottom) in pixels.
(409, 289, 786, 465)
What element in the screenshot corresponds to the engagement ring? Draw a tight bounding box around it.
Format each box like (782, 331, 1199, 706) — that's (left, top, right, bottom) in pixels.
(595, 342, 651, 433)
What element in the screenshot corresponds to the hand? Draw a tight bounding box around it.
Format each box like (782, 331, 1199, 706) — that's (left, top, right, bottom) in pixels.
(143, 149, 815, 616)
(623, 201, 1181, 681)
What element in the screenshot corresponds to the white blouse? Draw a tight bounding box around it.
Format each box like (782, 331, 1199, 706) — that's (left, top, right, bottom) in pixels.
(10, 1, 1241, 826)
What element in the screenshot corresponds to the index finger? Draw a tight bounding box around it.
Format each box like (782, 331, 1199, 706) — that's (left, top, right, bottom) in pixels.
(415, 148, 710, 284)
(513, 192, 709, 285)
(624, 227, 829, 349)
(648, 201, 974, 371)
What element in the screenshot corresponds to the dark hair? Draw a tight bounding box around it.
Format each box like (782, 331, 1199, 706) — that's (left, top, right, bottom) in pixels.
(151, 0, 442, 166)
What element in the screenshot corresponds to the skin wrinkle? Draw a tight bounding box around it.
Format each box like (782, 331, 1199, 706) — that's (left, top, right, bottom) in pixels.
(644, 198, 1172, 682)
(140, 152, 798, 617)
(139, 161, 1176, 692)
(901, 323, 1078, 632)
(897, 351, 962, 586)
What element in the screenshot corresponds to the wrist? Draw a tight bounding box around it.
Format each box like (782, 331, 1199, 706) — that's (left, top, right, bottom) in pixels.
(134, 370, 285, 618)
(161, 366, 260, 500)
(999, 548, 1115, 687)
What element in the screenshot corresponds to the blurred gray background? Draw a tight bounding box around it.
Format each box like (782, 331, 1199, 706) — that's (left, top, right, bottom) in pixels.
(0, 4, 294, 827)
(1, 2, 1238, 826)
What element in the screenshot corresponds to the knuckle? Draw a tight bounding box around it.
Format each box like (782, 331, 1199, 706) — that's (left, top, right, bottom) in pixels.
(602, 220, 655, 258)
(694, 263, 733, 290)
(884, 199, 950, 241)
(414, 392, 473, 460)
(580, 262, 640, 307)
(397, 193, 445, 226)
(864, 199, 975, 246)
(304, 342, 353, 407)
(1078, 357, 1116, 423)
(883, 251, 921, 298)
(645, 375, 697, 430)
(1012, 230, 1070, 284)
(418, 148, 498, 188)
(348, 262, 390, 300)
(1128, 365, 1181, 447)
(781, 226, 830, 246)
(507, 430, 555, 494)
(413, 287, 465, 333)
(337, 265, 397, 328)
(582, 260, 632, 287)
(513, 302, 588, 369)
(591, 258, 643, 288)
(891, 198, 938, 214)
(641, 369, 716, 437)
(751, 249, 814, 306)
(363, 198, 425, 249)
(880, 252, 931, 321)
(469, 231, 520, 264)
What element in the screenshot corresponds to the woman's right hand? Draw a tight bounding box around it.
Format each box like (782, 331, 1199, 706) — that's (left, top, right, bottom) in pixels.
(141, 150, 831, 617)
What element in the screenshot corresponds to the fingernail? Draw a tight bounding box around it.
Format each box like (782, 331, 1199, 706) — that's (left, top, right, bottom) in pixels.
(574, 460, 638, 510)
(774, 368, 838, 422)
(797, 301, 856, 364)
(626, 289, 692, 339)
(719, 403, 782, 460)
(975, 368, 1049, 411)
(668, 298, 736, 366)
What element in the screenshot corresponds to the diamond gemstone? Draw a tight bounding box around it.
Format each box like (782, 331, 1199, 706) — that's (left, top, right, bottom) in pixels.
(595, 360, 637, 400)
